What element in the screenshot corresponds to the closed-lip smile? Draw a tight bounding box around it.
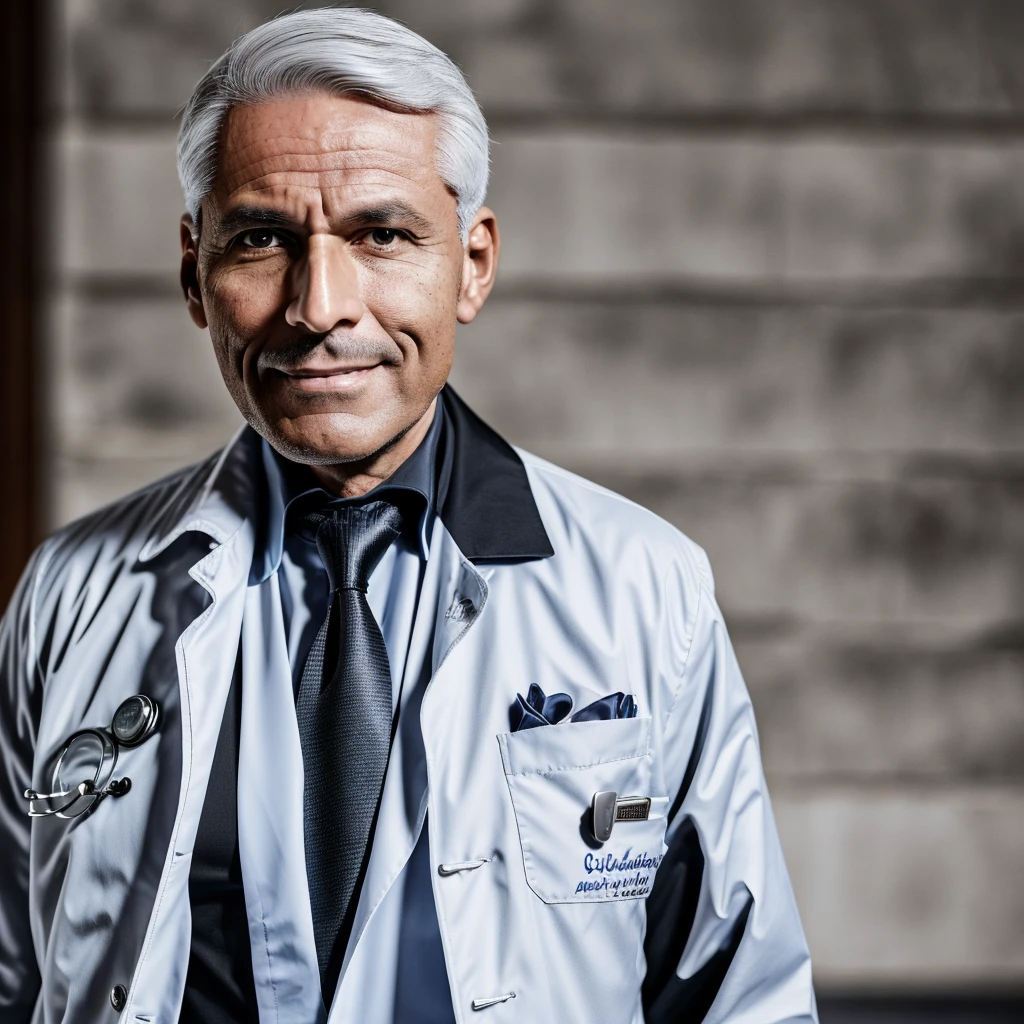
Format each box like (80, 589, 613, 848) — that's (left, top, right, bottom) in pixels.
(276, 363, 382, 390)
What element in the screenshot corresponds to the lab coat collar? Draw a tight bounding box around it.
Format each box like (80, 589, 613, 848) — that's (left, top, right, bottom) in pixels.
(136, 388, 554, 567)
(438, 386, 554, 563)
(137, 423, 259, 564)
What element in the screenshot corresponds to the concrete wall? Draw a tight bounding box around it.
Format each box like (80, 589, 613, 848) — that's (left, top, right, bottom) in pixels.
(50, 0, 1024, 995)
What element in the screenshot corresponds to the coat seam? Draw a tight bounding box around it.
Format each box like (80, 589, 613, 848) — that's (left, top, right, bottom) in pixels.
(664, 567, 707, 722)
(502, 747, 651, 778)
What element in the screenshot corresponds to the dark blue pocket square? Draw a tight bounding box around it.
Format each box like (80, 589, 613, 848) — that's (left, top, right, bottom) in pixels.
(509, 683, 637, 732)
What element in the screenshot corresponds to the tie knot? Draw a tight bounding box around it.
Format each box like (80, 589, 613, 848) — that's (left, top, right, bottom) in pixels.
(303, 501, 404, 593)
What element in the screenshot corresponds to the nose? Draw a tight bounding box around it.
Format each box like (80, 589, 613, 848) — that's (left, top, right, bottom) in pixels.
(286, 233, 364, 333)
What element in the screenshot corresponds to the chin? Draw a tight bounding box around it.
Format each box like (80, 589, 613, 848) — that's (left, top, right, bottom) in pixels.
(264, 409, 403, 466)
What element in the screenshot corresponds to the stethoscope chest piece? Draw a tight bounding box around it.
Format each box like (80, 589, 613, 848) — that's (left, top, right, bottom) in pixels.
(112, 694, 159, 747)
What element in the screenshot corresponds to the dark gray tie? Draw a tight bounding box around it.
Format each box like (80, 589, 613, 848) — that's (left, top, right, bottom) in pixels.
(295, 501, 404, 1002)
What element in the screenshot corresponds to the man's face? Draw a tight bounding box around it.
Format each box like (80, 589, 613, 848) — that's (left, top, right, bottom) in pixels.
(181, 92, 496, 466)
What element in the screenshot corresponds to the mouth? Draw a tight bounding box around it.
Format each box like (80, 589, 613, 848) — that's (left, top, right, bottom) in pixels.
(273, 364, 383, 392)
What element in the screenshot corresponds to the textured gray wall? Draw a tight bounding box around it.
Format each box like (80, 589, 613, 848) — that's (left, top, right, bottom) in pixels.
(50, 0, 1024, 993)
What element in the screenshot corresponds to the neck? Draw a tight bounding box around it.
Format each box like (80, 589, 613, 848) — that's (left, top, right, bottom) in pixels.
(310, 397, 436, 499)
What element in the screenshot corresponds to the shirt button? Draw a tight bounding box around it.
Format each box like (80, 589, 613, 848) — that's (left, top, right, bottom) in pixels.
(110, 985, 127, 1011)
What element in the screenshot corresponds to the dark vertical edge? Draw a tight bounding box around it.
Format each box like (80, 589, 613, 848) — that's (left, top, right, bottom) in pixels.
(0, 0, 45, 607)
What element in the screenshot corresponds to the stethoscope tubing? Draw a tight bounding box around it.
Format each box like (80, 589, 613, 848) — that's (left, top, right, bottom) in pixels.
(24, 727, 117, 818)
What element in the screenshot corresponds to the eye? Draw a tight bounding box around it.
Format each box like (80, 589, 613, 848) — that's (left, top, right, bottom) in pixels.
(369, 228, 400, 247)
(239, 228, 284, 250)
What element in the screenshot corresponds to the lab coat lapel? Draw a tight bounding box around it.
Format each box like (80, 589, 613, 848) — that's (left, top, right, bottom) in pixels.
(122, 448, 257, 1022)
(415, 518, 490, 782)
(431, 520, 489, 676)
(174, 524, 253, 852)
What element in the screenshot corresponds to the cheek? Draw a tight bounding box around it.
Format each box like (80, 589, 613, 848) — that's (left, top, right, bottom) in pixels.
(362, 259, 460, 350)
(205, 263, 287, 347)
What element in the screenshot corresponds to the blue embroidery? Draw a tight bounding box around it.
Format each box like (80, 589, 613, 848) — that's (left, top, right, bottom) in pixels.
(574, 847, 663, 898)
(583, 848, 662, 875)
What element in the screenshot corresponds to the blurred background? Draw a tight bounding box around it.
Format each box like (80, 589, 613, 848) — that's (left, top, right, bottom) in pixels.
(3, 2, 1023, 1021)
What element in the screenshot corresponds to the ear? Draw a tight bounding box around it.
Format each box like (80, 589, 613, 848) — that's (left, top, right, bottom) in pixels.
(457, 207, 499, 325)
(180, 214, 208, 329)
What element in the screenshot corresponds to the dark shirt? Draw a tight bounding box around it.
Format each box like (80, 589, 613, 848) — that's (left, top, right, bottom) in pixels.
(179, 659, 258, 1023)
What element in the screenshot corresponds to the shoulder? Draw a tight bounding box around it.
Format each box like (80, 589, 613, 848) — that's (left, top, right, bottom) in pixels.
(0, 452, 223, 686)
(517, 449, 722, 713)
(519, 448, 714, 597)
(31, 451, 223, 607)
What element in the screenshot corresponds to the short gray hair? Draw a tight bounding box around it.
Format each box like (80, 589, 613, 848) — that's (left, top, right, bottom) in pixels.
(177, 7, 489, 239)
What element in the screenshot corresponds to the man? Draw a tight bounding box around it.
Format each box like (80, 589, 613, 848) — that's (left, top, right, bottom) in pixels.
(0, 8, 816, 1023)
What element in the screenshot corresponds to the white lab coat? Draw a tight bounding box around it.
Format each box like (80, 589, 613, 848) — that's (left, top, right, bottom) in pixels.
(0, 399, 817, 1024)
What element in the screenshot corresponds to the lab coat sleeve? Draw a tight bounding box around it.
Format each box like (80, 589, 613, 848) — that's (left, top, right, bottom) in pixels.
(642, 547, 817, 1024)
(0, 544, 48, 1021)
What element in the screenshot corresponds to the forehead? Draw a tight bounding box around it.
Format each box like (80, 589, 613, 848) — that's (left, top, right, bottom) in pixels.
(213, 93, 444, 212)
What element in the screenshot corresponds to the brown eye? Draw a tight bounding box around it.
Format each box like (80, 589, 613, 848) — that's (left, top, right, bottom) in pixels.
(241, 229, 281, 249)
(370, 228, 398, 246)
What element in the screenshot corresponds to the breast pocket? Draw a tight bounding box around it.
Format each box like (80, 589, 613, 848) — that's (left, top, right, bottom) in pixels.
(498, 716, 669, 904)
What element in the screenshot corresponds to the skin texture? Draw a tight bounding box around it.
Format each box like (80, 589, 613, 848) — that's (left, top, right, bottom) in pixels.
(180, 92, 499, 497)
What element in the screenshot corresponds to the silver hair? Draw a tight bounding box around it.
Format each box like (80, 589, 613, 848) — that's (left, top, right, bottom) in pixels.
(177, 7, 489, 239)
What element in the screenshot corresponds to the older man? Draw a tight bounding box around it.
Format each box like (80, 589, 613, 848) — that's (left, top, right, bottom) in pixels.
(0, 8, 816, 1024)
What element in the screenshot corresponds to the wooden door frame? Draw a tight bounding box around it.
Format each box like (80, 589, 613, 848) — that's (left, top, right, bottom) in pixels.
(1, 0, 44, 607)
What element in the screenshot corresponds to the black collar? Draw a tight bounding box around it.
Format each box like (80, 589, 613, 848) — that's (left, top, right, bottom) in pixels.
(437, 386, 554, 563)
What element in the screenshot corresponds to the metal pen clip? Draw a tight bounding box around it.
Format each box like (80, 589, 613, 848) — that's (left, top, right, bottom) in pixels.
(590, 790, 652, 843)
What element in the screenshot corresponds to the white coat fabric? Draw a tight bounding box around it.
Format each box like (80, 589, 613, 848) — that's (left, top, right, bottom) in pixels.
(0, 390, 817, 1024)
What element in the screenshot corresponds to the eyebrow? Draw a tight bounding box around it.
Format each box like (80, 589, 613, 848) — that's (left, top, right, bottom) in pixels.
(343, 202, 434, 236)
(212, 205, 299, 239)
(212, 201, 435, 239)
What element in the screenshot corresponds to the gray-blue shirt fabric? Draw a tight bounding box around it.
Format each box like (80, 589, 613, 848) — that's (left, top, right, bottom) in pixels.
(248, 402, 454, 1022)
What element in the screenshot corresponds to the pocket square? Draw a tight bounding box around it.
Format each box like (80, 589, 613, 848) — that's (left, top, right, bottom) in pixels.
(510, 683, 573, 731)
(509, 684, 637, 732)
(571, 690, 637, 723)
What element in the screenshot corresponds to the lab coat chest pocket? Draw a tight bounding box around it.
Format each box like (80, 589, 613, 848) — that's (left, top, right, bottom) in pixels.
(498, 716, 669, 904)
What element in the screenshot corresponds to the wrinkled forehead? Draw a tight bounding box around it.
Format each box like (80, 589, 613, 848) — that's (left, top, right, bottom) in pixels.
(212, 93, 445, 208)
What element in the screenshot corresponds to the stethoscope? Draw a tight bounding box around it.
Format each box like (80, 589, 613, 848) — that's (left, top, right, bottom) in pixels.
(23, 695, 159, 818)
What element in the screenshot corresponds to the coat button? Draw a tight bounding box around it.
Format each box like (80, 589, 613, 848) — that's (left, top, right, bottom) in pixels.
(110, 985, 127, 1011)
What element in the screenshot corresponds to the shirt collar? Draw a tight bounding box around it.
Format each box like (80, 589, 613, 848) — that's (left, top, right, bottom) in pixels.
(253, 399, 445, 584)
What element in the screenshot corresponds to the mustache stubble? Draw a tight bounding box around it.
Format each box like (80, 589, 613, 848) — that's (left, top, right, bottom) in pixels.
(257, 329, 404, 373)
